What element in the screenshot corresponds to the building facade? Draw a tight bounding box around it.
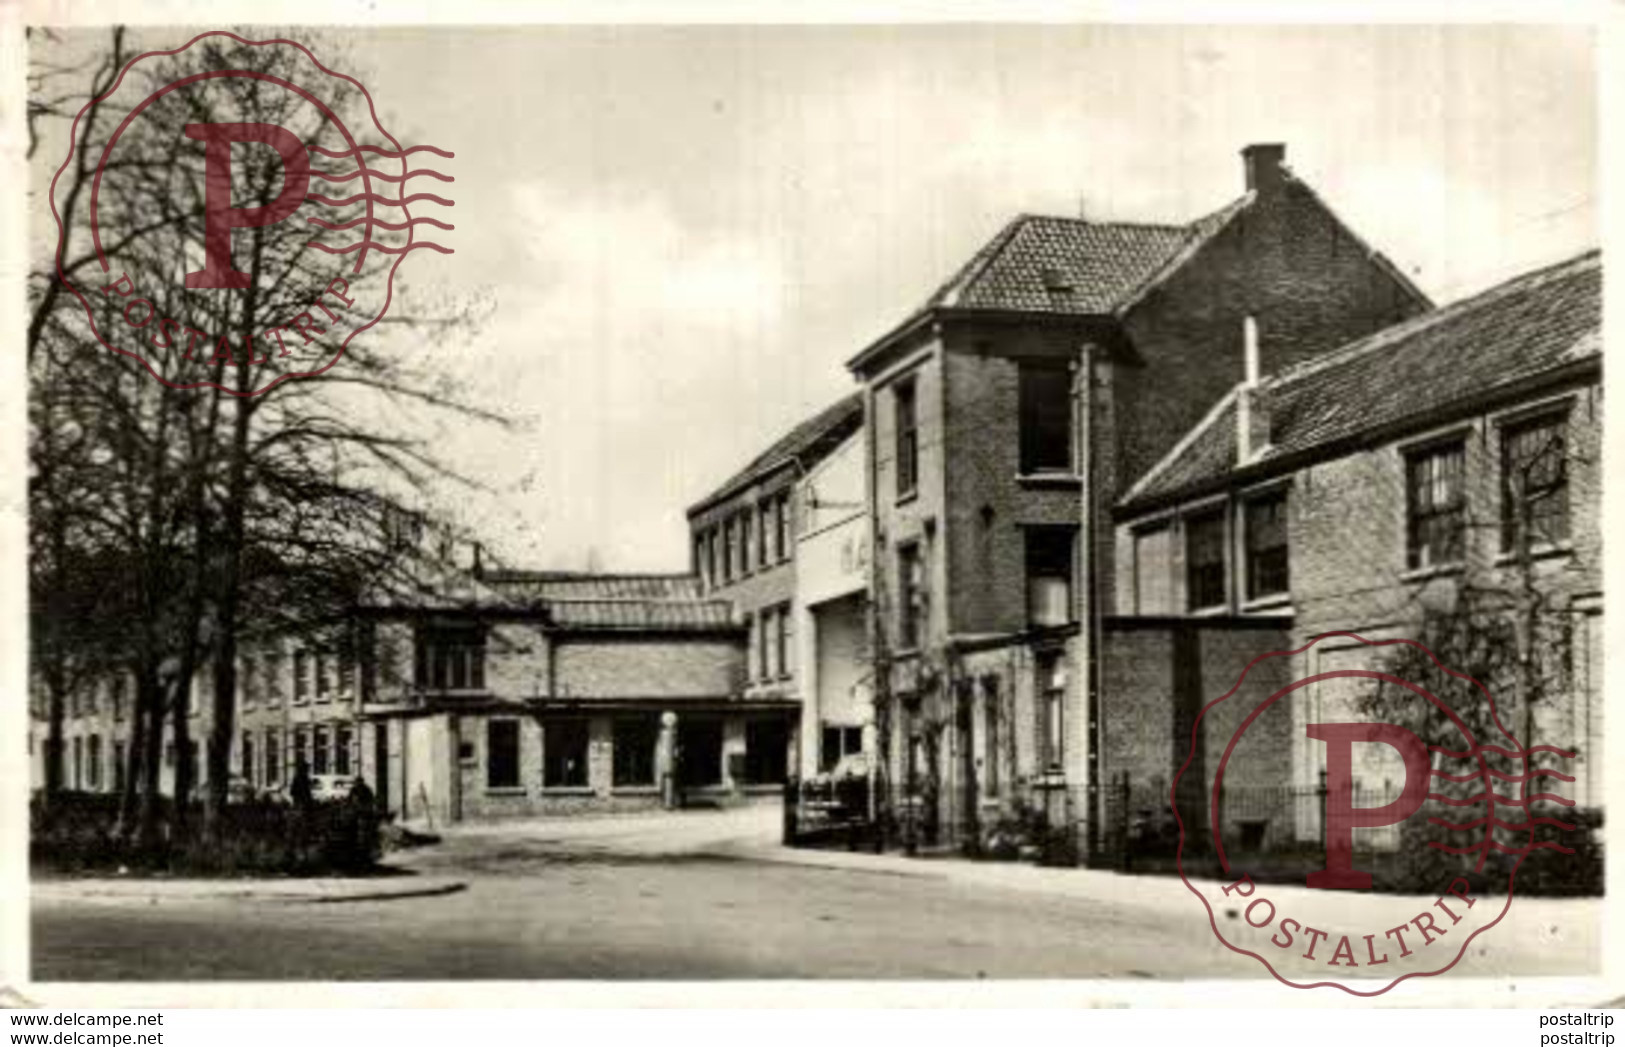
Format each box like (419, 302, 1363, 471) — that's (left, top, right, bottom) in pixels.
(1112, 250, 1604, 848)
(846, 143, 1432, 851)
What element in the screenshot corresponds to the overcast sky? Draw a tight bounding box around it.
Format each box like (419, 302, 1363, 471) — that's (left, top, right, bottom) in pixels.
(43, 24, 1598, 574)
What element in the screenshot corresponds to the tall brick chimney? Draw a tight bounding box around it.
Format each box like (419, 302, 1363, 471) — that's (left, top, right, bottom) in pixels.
(1242, 143, 1286, 195)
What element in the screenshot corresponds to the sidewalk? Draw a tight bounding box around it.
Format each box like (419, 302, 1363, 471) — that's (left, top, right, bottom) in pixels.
(32, 873, 467, 906)
(721, 839, 1600, 976)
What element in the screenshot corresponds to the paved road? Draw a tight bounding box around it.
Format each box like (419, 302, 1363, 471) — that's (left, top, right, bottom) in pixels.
(29, 808, 1583, 982)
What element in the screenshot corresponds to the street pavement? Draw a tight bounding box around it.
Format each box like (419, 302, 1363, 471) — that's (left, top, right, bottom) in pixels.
(30, 806, 1599, 983)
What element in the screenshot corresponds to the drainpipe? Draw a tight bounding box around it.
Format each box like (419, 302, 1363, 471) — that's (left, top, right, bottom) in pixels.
(1077, 341, 1102, 864)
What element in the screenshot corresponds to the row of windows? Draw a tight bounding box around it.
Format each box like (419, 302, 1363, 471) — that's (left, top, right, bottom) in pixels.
(890, 359, 1076, 501)
(751, 603, 794, 683)
(696, 491, 793, 590)
(481, 716, 789, 791)
(1133, 411, 1572, 612)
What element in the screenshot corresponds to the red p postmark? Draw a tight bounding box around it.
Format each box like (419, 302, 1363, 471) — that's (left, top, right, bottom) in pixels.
(1174, 632, 1579, 995)
(48, 30, 454, 397)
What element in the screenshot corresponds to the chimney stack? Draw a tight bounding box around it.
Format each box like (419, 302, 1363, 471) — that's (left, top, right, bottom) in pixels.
(1242, 143, 1286, 195)
(1237, 315, 1270, 463)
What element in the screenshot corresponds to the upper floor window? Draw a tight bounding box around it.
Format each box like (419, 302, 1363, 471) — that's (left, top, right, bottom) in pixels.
(1406, 441, 1466, 569)
(894, 378, 918, 499)
(1025, 526, 1076, 628)
(741, 509, 754, 574)
(414, 621, 487, 692)
(315, 649, 333, 701)
(1501, 412, 1570, 552)
(897, 541, 927, 649)
(1243, 490, 1290, 601)
(293, 650, 310, 703)
(111, 674, 127, 722)
(707, 529, 721, 588)
(1186, 509, 1227, 611)
(757, 502, 772, 569)
(776, 492, 792, 561)
(1019, 360, 1073, 474)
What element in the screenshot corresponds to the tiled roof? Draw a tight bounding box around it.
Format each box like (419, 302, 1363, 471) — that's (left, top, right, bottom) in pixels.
(483, 572, 703, 601)
(542, 598, 738, 632)
(933, 214, 1194, 315)
(1120, 250, 1602, 510)
(690, 392, 864, 515)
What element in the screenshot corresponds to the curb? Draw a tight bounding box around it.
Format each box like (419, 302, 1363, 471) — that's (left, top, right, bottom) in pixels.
(33, 875, 469, 906)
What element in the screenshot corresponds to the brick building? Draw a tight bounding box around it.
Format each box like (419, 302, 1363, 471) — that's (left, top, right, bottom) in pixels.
(845, 143, 1431, 852)
(687, 393, 866, 780)
(1111, 250, 1604, 849)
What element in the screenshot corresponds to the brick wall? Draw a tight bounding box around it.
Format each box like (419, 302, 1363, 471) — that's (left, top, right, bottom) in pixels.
(553, 634, 744, 699)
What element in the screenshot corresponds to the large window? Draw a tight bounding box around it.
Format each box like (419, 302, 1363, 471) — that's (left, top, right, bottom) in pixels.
(1406, 441, 1466, 569)
(897, 541, 926, 650)
(241, 655, 258, 709)
(1186, 509, 1227, 611)
(1501, 413, 1570, 552)
(241, 731, 255, 786)
(335, 724, 353, 776)
(1244, 490, 1290, 601)
(757, 502, 772, 569)
(776, 492, 791, 561)
(1019, 360, 1073, 474)
(543, 719, 589, 788)
(487, 719, 520, 789)
(313, 724, 330, 775)
(1025, 526, 1076, 627)
(415, 622, 487, 692)
(87, 734, 101, 790)
(894, 378, 918, 498)
(741, 509, 754, 574)
(775, 603, 793, 679)
(819, 723, 864, 773)
(315, 649, 332, 701)
(293, 727, 309, 776)
(293, 650, 310, 703)
(723, 518, 737, 583)
(612, 716, 659, 787)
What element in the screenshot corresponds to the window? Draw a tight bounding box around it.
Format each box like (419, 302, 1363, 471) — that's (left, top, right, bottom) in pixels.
(982, 677, 1001, 796)
(315, 650, 332, 701)
(723, 518, 736, 583)
(1185, 509, 1227, 611)
(612, 716, 659, 787)
(264, 728, 281, 787)
(88, 734, 101, 790)
(241, 732, 255, 787)
(894, 378, 918, 498)
(73, 737, 83, 788)
(1244, 490, 1290, 601)
(1025, 526, 1076, 627)
(741, 509, 754, 574)
(757, 502, 771, 569)
(1019, 360, 1073, 474)
(1406, 441, 1466, 569)
(1038, 653, 1065, 771)
(1502, 413, 1570, 552)
(897, 542, 926, 649)
(776, 493, 791, 561)
(1133, 524, 1174, 614)
(112, 674, 127, 722)
(240, 655, 258, 709)
(775, 603, 793, 679)
(337, 640, 355, 701)
(313, 725, 330, 775)
(265, 651, 285, 707)
(293, 650, 310, 703)
(415, 622, 487, 691)
(543, 719, 589, 788)
(335, 724, 353, 776)
(707, 529, 721, 587)
(114, 741, 126, 793)
(754, 611, 770, 681)
(486, 719, 520, 789)
(819, 723, 864, 773)
(744, 717, 789, 784)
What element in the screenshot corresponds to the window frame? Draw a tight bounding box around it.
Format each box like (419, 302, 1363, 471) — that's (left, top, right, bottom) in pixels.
(894, 377, 919, 500)
(1018, 359, 1075, 475)
(486, 718, 522, 790)
(543, 718, 590, 789)
(1499, 408, 1571, 554)
(1024, 524, 1077, 628)
(1404, 437, 1468, 570)
(1184, 506, 1229, 612)
(896, 540, 925, 651)
(1242, 487, 1291, 602)
(611, 715, 659, 788)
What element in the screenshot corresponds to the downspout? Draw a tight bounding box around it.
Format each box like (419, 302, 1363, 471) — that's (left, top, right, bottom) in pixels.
(1078, 341, 1102, 864)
